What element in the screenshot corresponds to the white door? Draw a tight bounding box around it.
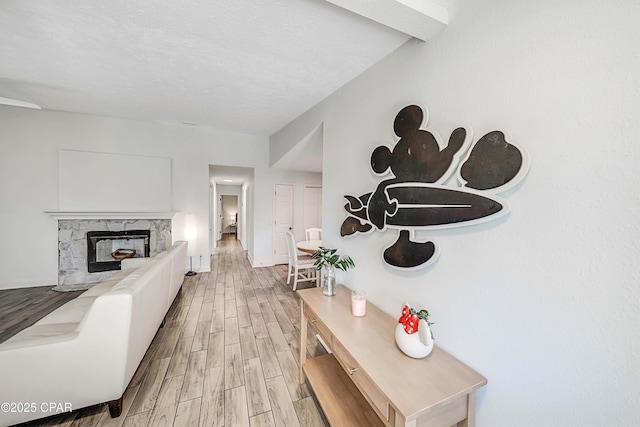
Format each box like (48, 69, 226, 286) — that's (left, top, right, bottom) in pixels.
(210, 185, 215, 251)
(304, 186, 322, 230)
(274, 184, 294, 264)
(217, 195, 223, 240)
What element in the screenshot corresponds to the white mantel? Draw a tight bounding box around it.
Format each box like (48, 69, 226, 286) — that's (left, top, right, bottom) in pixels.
(44, 211, 178, 220)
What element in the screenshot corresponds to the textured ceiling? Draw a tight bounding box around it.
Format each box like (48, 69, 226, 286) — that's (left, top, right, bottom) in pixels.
(0, 0, 411, 136)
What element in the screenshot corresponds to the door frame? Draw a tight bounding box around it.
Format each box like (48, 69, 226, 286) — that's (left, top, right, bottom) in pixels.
(273, 183, 294, 265)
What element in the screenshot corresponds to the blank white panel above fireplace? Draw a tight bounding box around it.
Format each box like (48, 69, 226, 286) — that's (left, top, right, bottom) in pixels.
(58, 150, 172, 211)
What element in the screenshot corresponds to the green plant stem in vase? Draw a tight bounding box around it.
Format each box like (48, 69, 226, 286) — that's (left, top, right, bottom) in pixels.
(311, 247, 355, 296)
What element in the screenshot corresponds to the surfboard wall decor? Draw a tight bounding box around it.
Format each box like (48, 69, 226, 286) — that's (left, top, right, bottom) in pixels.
(341, 104, 530, 270)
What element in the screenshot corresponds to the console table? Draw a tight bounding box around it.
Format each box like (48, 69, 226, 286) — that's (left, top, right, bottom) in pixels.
(298, 285, 487, 427)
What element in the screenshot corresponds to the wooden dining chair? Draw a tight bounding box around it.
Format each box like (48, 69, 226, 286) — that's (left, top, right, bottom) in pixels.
(305, 227, 322, 241)
(285, 231, 317, 291)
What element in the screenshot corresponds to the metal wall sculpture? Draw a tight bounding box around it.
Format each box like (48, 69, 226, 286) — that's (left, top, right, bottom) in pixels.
(341, 104, 529, 270)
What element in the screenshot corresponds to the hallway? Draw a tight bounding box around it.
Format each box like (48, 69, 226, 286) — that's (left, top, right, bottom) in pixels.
(22, 235, 327, 427)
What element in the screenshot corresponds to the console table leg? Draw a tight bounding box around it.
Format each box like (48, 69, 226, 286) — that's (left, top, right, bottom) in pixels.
(457, 391, 477, 427)
(394, 410, 415, 427)
(299, 302, 307, 384)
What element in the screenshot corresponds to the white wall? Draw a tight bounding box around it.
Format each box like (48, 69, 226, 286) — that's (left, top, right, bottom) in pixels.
(58, 150, 172, 211)
(277, 171, 323, 243)
(251, 169, 323, 266)
(271, 0, 640, 425)
(0, 107, 275, 288)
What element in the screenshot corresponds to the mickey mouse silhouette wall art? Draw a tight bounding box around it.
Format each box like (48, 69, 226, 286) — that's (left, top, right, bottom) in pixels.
(341, 104, 530, 270)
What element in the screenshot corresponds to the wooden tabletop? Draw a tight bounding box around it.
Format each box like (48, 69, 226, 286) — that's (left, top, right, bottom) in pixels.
(298, 285, 487, 422)
(296, 239, 322, 255)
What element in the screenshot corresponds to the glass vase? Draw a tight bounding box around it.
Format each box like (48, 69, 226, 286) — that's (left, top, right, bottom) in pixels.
(322, 264, 336, 296)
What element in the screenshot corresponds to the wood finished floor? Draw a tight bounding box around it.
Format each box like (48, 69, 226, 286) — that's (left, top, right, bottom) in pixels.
(6, 235, 329, 427)
(0, 287, 84, 344)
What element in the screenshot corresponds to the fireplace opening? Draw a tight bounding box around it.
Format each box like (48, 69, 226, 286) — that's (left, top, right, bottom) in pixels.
(86, 230, 151, 273)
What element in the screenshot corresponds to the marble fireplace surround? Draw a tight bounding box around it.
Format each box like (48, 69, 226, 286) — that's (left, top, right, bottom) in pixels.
(45, 211, 175, 286)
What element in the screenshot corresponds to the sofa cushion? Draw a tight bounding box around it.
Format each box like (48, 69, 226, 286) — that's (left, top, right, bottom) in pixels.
(77, 269, 133, 298)
(106, 269, 133, 281)
(111, 263, 155, 291)
(121, 252, 167, 270)
(0, 323, 79, 350)
(34, 297, 97, 325)
(78, 279, 120, 298)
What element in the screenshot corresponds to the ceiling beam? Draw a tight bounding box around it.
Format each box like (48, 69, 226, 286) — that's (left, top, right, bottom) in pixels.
(0, 96, 41, 110)
(324, 0, 448, 41)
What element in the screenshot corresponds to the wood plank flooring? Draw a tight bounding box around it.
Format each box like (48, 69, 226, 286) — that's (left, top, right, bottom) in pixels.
(0, 286, 84, 344)
(3, 235, 328, 427)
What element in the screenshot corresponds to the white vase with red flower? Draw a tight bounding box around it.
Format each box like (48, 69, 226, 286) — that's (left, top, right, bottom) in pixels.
(395, 303, 434, 358)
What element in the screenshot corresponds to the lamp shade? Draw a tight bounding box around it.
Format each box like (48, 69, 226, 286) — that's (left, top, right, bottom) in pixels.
(184, 213, 198, 256)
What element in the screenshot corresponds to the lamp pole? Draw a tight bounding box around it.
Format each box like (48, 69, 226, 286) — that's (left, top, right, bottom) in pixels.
(185, 212, 198, 276)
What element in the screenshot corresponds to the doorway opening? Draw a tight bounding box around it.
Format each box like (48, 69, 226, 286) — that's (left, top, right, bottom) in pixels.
(221, 195, 238, 238)
(209, 165, 253, 254)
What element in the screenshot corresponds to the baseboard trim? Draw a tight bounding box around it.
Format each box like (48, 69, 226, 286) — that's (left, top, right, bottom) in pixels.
(0, 279, 56, 290)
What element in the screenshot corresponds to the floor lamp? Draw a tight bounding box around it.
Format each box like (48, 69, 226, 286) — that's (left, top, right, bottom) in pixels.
(184, 213, 198, 276)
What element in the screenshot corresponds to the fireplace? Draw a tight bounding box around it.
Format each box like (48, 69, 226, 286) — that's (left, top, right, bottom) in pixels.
(55, 219, 171, 286)
(87, 230, 151, 273)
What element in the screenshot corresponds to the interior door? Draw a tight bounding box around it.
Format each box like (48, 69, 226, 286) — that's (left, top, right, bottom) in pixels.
(214, 185, 218, 252)
(217, 195, 223, 240)
(274, 184, 293, 264)
(303, 186, 322, 231)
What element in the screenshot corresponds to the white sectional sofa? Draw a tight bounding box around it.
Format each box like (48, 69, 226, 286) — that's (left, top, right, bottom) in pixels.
(0, 241, 188, 427)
